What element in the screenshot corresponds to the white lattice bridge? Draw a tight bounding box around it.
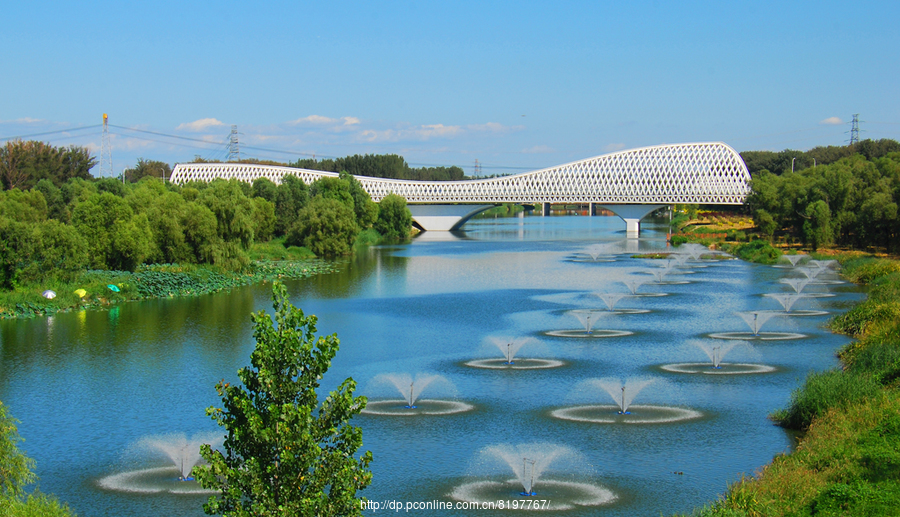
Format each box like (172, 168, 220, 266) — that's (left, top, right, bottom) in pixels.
(170, 142, 750, 233)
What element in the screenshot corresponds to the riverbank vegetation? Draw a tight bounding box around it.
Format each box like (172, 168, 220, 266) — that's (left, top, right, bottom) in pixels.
(681, 255, 900, 516)
(670, 139, 899, 257)
(672, 140, 900, 516)
(0, 142, 415, 318)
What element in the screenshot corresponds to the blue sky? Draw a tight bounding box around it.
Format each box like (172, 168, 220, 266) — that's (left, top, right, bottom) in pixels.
(2, 0, 898, 177)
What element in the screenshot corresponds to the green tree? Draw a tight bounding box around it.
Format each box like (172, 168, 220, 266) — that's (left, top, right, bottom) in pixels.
(339, 172, 378, 229)
(274, 175, 309, 237)
(0, 402, 34, 499)
(0, 141, 94, 190)
(0, 400, 75, 516)
(309, 177, 353, 208)
(251, 177, 278, 204)
(374, 193, 411, 239)
(251, 197, 276, 243)
(18, 219, 89, 284)
(196, 282, 372, 516)
(59, 177, 97, 206)
(95, 177, 128, 197)
(33, 179, 68, 222)
(0, 218, 33, 289)
(754, 208, 777, 238)
(287, 197, 359, 257)
(182, 202, 221, 264)
(71, 192, 153, 270)
(0, 189, 47, 224)
(126, 159, 172, 183)
(197, 179, 255, 248)
(803, 200, 833, 250)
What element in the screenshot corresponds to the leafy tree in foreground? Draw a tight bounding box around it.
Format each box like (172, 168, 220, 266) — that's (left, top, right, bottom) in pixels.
(0, 400, 74, 516)
(196, 282, 372, 516)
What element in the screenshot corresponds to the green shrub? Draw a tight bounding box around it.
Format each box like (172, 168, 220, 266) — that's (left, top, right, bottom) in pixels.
(841, 258, 900, 285)
(733, 239, 782, 264)
(374, 193, 412, 239)
(771, 369, 881, 430)
(354, 228, 381, 249)
(727, 230, 747, 242)
(832, 300, 900, 336)
(287, 197, 358, 257)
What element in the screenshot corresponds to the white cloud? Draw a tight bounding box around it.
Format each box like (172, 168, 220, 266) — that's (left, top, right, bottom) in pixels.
(291, 115, 334, 125)
(522, 145, 555, 154)
(468, 122, 524, 133)
(820, 117, 843, 125)
(357, 124, 464, 143)
(176, 118, 226, 132)
(417, 124, 463, 138)
(604, 143, 626, 152)
(290, 115, 360, 126)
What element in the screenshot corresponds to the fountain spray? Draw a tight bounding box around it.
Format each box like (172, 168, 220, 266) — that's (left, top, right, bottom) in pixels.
(520, 458, 537, 496)
(617, 386, 632, 414)
(405, 382, 417, 409)
(178, 445, 194, 481)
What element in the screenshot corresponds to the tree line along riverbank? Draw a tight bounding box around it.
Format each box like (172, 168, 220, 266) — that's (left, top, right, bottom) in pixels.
(1, 143, 416, 318)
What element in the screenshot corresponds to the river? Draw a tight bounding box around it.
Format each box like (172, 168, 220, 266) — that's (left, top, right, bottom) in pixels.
(0, 214, 860, 516)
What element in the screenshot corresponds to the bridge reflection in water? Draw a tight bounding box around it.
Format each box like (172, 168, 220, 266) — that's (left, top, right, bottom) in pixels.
(170, 142, 750, 234)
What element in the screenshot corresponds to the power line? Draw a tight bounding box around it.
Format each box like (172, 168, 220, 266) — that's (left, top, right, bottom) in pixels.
(108, 124, 229, 146)
(5, 120, 546, 172)
(0, 124, 102, 142)
(106, 130, 226, 152)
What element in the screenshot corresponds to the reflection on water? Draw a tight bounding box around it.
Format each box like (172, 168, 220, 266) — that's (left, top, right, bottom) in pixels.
(0, 215, 862, 517)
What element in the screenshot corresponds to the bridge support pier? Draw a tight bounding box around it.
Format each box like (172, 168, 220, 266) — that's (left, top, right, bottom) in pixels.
(408, 205, 495, 231)
(542, 202, 551, 216)
(598, 204, 667, 237)
(589, 202, 596, 216)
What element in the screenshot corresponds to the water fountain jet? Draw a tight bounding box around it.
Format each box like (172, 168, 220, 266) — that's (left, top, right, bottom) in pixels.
(707, 311, 805, 340)
(98, 432, 223, 493)
(781, 254, 806, 267)
(621, 277, 647, 295)
(660, 340, 777, 375)
(544, 310, 633, 338)
(466, 336, 563, 369)
(551, 378, 704, 423)
(363, 373, 474, 416)
(450, 443, 617, 509)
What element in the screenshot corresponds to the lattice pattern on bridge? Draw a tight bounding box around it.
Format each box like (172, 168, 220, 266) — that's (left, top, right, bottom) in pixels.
(169, 142, 750, 205)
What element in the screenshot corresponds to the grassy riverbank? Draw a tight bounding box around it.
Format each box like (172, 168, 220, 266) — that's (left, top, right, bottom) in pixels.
(0, 259, 338, 319)
(681, 255, 900, 516)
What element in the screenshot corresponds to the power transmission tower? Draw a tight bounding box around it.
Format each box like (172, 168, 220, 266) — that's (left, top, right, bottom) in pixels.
(228, 125, 241, 162)
(99, 113, 113, 177)
(474, 159, 481, 178)
(849, 114, 860, 145)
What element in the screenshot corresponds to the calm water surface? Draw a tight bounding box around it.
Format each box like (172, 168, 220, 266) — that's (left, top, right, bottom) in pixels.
(0, 215, 862, 516)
